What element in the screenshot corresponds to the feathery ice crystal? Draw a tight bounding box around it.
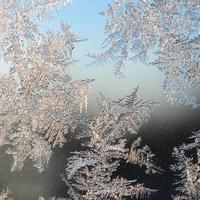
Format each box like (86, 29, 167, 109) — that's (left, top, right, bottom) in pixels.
(65, 88, 158, 199)
(171, 130, 200, 200)
(88, 0, 200, 107)
(0, 0, 91, 172)
(0, 188, 13, 200)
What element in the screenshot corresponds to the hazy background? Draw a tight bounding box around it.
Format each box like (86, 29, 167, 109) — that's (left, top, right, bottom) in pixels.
(0, 1, 200, 200)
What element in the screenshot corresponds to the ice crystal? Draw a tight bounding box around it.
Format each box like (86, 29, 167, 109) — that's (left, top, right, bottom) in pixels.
(0, 188, 13, 200)
(172, 131, 200, 200)
(89, 0, 200, 107)
(65, 88, 157, 199)
(0, 0, 90, 172)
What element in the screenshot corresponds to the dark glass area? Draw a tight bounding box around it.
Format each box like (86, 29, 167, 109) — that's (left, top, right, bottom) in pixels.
(0, 104, 200, 200)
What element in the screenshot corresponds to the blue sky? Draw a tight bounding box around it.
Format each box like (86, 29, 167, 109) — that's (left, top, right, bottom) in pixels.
(42, 0, 166, 112)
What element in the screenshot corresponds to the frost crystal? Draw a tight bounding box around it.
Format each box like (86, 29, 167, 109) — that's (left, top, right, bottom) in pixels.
(0, 188, 13, 200)
(0, 0, 90, 172)
(89, 0, 200, 107)
(172, 131, 200, 200)
(65, 89, 157, 199)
